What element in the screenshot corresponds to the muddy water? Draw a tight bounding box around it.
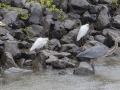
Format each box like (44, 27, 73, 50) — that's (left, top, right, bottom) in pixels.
(0, 55, 120, 90)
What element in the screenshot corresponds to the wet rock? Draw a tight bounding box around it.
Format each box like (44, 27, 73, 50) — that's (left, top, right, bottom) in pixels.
(112, 15, 120, 29)
(28, 3, 42, 24)
(60, 43, 81, 55)
(73, 62, 94, 75)
(94, 5, 110, 30)
(25, 25, 44, 37)
(60, 29, 80, 45)
(12, 0, 26, 8)
(16, 58, 25, 68)
(24, 59, 32, 66)
(4, 67, 33, 75)
(46, 55, 58, 64)
(58, 70, 68, 75)
(94, 35, 106, 43)
(4, 40, 21, 59)
(14, 29, 25, 40)
(1, 52, 18, 69)
(2, 11, 18, 25)
(46, 39, 61, 51)
(51, 60, 75, 69)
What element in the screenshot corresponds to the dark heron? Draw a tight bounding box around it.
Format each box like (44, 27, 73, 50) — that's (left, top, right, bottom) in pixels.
(76, 37, 120, 71)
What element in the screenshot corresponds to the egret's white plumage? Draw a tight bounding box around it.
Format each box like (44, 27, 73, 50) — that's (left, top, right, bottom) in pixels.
(0, 21, 7, 26)
(77, 24, 89, 41)
(30, 37, 49, 52)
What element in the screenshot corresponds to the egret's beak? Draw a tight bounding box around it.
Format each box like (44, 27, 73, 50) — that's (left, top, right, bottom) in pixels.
(1, 22, 7, 26)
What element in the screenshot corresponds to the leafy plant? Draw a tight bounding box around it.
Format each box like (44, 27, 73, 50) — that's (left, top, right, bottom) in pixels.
(25, 34, 36, 39)
(112, 0, 119, 6)
(20, 26, 32, 31)
(0, 3, 10, 10)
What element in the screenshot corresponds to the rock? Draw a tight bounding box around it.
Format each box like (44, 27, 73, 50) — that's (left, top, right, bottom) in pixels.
(5, 33, 14, 41)
(94, 5, 110, 30)
(1, 52, 18, 69)
(0, 40, 3, 45)
(0, 0, 12, 4)
(0, 27, 9, 35)
(94, 35, 106, 43)
(46, 55, 58, 64)
(18, 41, 31, 49)
(2, 11, 18, 25)
(60, 29, 80, 46)
(68, 13, 80, 19)
(58, 70, 68, 75)
(69, 0, 90, 8)
(42, 15, 54, 37)
(73, 62, 94, 75)
(12, 0, 26, 8)
(21, 49, 36, 60)
(49, 21, 67, 39)
(51, 60, 75, 69)
(60, 0, 68, 12)
(24, 59, 32, 66)
(112, 15, 120, 29)
(14, 29, 25, 40)
(3, 40, 21, 59)
(16, 58, 25, 68)
(62, 19, 77, 30)
(46, 39, 61, 51)
(8, 20, 25, 29)
(114, 7, 120, 16)
(28, 3, 42, 24)
(98, 0, 112, 4)
(60, 43, 81, 55)
(89, 0, 98, 4)
(25, 25, 44, 37)
(4, 67, 33, 75)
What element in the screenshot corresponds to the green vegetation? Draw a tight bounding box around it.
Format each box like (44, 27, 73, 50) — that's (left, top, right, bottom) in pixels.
(112, 0, 119, 6)
(20, 26, 32, 31)
(0, 3, 10, 10)
(25, 34, 36, 39)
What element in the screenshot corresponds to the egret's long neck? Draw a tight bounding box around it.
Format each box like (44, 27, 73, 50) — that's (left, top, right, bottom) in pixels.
(105, 38, 120, 56)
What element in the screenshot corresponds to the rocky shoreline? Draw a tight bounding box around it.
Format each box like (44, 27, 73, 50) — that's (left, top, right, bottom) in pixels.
(0, 0, 120, 76)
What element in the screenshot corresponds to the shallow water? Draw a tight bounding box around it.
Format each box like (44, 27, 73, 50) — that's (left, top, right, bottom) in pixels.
(0, 56, 120, 90)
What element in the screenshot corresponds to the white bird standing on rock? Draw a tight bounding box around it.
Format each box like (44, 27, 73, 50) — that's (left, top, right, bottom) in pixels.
(0, 21, 7, 26)
(77, 24, 90, 41)
(30, 37, 49, 53)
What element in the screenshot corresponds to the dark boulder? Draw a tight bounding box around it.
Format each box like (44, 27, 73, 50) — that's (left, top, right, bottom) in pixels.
(112, 15, 120, 29)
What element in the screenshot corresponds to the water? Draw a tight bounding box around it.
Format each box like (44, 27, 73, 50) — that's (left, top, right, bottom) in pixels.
(0, 56, 120, 90)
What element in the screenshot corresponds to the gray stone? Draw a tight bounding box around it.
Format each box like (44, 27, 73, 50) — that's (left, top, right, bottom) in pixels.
(18, 41, 31, 49)
(73, 62, 94, 75)
(46, 39, 61, 51)
(4, 40, 21, 59)
(60, 29, 80, 46)
(60, 43, 81, 55)
(0, 27, 9, 35)
(14, 29, 24, 40)
(0, 0, 12, 4)
(2, 11, 18, 25)
(94, 5, 111, 30)
(16, 58, 25, 68)
(12, 0, 26, 8)
(58, 70, 68, 75)
(94, 35, 106, 43)
(1, 52, 18, 69)
(28, 3, 42, 24)
(112, 15, 120, 29)
(25, 25, 44, 37)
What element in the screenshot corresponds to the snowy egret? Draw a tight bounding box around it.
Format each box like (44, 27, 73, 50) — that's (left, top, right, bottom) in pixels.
(30, 37, 49, 53)
(76, 37, 120, 71)
(77, 24, 90, 41)
(76, 23, 90, 48)
(0, 21, 7, 26)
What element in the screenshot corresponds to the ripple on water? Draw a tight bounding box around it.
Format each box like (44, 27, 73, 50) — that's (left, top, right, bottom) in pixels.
(0, 56, 120, 90)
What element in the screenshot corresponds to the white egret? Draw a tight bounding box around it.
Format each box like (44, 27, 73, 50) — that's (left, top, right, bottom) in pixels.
(0, 21, 7, 26)
(77, 24, 90, 41)
(30, 37, 49, 53)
